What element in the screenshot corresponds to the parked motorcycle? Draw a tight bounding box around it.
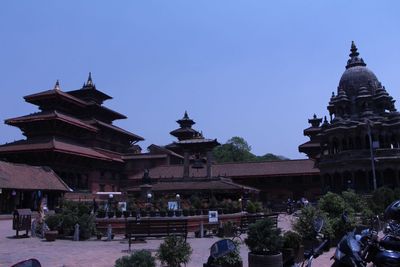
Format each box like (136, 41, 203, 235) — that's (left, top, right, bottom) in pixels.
(331, 216, 400, 266)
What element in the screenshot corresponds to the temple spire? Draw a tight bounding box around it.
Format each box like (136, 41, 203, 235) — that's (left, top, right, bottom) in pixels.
(54, 80, 61, 91)
(86, 72, 93, 86)
(349, 41, 359, 58)
(346, 41, 366, 69)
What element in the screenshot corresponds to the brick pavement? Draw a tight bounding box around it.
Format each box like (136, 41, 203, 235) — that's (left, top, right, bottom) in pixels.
(0, 214, 338, 267)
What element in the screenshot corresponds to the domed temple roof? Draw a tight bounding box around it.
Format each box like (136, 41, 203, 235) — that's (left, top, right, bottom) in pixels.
(328, 42, 397, 121)
(338, 41, 380, 98)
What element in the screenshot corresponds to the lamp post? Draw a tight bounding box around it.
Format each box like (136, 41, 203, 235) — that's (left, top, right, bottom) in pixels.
(238, 198, 242, 212)
(147, 193, 152, 204)
(366, 119, 378, 191)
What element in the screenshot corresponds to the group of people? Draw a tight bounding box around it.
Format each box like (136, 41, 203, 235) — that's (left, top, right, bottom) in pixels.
(286, 197, 309, 214)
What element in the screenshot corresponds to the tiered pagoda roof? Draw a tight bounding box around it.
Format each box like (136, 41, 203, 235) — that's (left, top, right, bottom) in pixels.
(169, 111, 199, 141)
(0, 73, 143, 166)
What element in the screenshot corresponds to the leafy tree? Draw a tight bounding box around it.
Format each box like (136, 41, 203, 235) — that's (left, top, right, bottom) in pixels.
(368, 186, 397, 215)
(213, 136, 287, 163)
(213, 136, 255, 163)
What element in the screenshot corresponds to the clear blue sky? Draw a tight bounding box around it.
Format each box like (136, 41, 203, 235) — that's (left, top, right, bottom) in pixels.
(1, 1, 399, 159)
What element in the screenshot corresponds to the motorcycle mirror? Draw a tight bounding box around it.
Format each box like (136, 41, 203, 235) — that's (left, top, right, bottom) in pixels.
(313, 217, 324, 233)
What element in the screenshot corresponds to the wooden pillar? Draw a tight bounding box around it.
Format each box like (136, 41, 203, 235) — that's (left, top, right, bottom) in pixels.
(206, 151, 212, 178)
(183, 151, 190, 178)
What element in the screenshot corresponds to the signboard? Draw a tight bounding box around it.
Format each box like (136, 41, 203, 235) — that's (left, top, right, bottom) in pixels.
(118, 202, 127, 212)
(168, 201, 178, 210)
(209, 210, 218, 223)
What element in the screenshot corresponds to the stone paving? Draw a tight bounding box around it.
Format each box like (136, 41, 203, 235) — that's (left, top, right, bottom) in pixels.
(0, 214, 337, 267)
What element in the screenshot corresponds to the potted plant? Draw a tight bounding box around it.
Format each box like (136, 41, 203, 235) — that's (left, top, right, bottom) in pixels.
(245, 218, 284, 267)
(183, 209, 189, 217)
(123, 210, 130, 218)
(115, 210, 123, 218)
(157, 235, 192, 267)
(218, 221, 237, 238)
(115, 249, 156, 267)
(107, 210, 115, 218)
(44, 214, 61, 241)
(282, 231, 303, 265)
(168, 210, 175, 217)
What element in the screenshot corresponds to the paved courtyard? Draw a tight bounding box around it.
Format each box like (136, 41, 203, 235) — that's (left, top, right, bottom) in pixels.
(0, 214, 336, 267)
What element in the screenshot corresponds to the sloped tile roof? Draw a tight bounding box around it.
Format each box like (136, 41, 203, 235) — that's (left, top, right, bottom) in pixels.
(0, 138, 120, 162)
(6, 111, 98, 132)
(24, 89, 88, 106)
(0, 160, 71, 191)
(127, 177, 259, 193)
(129, 159, 319, 179)
(91, 119, 144, 140)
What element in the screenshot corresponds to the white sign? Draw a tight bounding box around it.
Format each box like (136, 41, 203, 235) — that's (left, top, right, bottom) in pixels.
(168, 201, 178, 210)
(209, 210, 218, 223)
(118, 202, 127, 212)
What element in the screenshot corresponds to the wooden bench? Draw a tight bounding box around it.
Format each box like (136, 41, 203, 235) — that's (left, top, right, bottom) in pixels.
(126, 218, 188, 251)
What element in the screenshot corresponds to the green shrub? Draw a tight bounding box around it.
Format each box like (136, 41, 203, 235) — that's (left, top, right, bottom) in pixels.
(115, 250, 156, 267)
(190, 195, 202, 210)
(54, 200, 95, 239)
(45, 214, 62, 231)
(245, 218, 283, 255)
(157, 236, 192, 267)
(246, 200, 257, 214)
(78, 214, 96, 240)
(219, 221, 237, 237)
(369, 187, 396, 215)
(293, 205, 332, 242)
(254, 201, 263, 212)
(282, 231, 302, 250)
(318, 192, 347, 218)
(60, 211, 78, 236)
(209, 196, 218, 209)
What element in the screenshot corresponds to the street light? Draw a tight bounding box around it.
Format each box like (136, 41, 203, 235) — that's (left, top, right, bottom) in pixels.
(147, 193, 152, 203)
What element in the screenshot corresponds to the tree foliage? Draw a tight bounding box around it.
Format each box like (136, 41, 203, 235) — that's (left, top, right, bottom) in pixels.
(213, 136, 287, 163)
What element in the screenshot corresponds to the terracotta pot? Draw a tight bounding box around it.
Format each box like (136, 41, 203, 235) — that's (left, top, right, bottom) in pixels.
(248, 252, 283, 267)
(44, 230, 58, 242)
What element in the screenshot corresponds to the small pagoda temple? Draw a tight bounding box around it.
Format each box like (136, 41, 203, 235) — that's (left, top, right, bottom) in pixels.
(127, 112, 262, 199)
(299, 42, 400, 193)
(0, 73, 144, 193)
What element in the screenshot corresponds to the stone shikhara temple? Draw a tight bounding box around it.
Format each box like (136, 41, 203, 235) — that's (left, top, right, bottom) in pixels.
(1, 42, 398, 213)
(300, 42, 400, 193)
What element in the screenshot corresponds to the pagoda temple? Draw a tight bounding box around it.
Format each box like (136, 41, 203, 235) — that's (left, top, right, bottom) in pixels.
(299, 42, 400, 193)
(0, 73, 144, 193)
